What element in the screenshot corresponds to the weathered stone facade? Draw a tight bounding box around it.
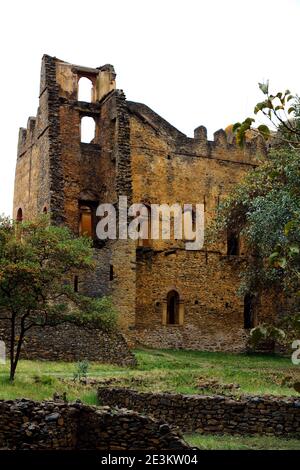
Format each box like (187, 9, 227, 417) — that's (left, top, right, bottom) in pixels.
(98, 388, 300, 437)
(13, 55, 273, 353)
(0, 399, 189, 450)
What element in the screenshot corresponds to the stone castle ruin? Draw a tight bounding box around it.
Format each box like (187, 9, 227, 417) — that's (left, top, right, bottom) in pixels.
(13, 55, 274, 356)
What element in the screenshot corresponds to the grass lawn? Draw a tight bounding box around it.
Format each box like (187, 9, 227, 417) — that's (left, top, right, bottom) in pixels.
(0, 349, 299, 450)
(185, 433, 300, 450)
(0, 348, 299, 404)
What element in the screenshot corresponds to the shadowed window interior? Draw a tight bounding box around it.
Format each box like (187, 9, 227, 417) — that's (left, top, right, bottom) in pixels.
(81, 116, 95, 143)
(244, 293, 255, 329)
(78, 77, 93, 102)
(74, 275, 79, 293)
(227, 231, 239, 255)
(109, 264, 114, 281)
(167, 290, 180, 325)
(16, 208, 23, 222)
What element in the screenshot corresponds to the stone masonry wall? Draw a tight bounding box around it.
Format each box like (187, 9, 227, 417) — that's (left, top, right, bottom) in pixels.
(0, 321, 136, 366)
(98, 388, 300, 437)
(0, 400, 189, 450)
(13, 55, 276, 354)
(128, 101, 274, 351)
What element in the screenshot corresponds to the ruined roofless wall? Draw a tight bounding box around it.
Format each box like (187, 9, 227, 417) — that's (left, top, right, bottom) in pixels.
(98, 388, 300, 437)
(0, 321, 136, 366)
(0, 399, 189, 450)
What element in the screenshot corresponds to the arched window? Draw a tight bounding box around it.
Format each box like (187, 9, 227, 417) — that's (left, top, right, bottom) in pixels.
(227, 231, 239, 256)
(16, 208, 23, 222)
(81, 116, 96, 143)
(79, 205, 93, 237)
(78, 77, 93, 102)
(43, 206, 48, 214)
(167, 290, 180, 325)
(244, 293, 255, 329)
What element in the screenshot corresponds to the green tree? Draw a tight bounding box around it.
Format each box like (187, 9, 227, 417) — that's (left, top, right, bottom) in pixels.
(212, 83, 300, 342)
(0, 216, 116, 381)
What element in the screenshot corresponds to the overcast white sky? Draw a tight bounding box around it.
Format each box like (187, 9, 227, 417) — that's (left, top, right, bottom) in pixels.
(1, 0, 299, 216)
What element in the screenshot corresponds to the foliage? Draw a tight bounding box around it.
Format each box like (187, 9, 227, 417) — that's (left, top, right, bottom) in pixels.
(212, 147, 300, 296)
(73, 360, 90, 381)
(212, 82, 300, 340)
(249, 324, 286, 350)
(233, 81, 300, 148)
(0, 216, 117, 380)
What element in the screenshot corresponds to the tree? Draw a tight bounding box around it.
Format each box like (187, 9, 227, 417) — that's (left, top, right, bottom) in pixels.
(0, 216, 117, 381)
(211, 82, 300, 343)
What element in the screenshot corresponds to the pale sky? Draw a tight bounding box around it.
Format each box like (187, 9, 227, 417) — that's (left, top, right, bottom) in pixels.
(1, 0, 300, 216)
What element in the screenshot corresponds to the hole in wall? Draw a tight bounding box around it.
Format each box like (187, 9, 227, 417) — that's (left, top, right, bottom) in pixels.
(78, 77, 93, 102)
(81, 116, 96, 143)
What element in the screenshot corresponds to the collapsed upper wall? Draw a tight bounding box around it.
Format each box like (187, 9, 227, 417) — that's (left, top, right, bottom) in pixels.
(16, 56, 117, 163)
(14, 55, 117, 222)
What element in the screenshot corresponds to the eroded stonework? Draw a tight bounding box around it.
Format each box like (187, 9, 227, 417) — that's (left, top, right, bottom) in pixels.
(13, 55, 274, 354)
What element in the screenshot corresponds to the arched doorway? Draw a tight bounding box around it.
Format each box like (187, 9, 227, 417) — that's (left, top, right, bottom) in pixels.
(167, 290, 180, 325)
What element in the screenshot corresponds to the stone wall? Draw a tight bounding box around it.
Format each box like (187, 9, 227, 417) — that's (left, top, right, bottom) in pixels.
(98, 388, 300, 437)
(0, 321, 136, 366)
(0, 399, 189, 450)
(128, 100, 275, 351)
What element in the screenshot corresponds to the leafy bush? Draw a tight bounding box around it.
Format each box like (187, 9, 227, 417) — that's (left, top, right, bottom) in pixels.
(249, 324, 286, 351)
(73, 360, 90, 381)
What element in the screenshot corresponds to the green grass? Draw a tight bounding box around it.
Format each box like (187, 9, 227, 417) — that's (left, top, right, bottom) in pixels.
(185, 433, 300, 450)
(0, 348, 299, 404)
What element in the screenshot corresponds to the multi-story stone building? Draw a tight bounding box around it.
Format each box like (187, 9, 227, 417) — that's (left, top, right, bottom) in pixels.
(13, 55, 272, 353)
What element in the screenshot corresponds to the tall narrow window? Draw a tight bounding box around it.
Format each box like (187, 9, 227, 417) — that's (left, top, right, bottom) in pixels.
(43, 206, 48, 214)
(16, 208, 23, 222)
(137, 204, 151, 247)
(227, 231, 239, 255)
(78, 77, 93, 102)
(74, 275, 79, 293)
(244, 293, 255, 329)
(109, 265, 114, 281)
(79, 205, 93, 237)
(81, 116, 96, 143)
(167, 290, 180, 325)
